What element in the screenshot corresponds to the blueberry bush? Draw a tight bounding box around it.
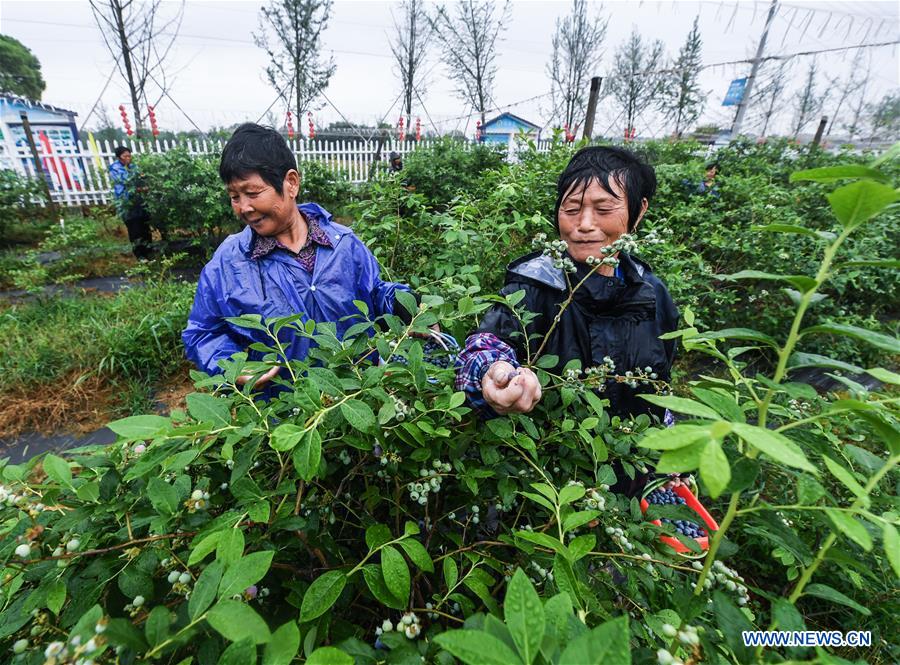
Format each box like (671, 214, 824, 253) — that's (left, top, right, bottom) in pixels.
(0, 148, 898, 664)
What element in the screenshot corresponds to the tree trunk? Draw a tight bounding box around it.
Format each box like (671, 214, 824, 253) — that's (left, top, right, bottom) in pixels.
(112, 0, 143, 135)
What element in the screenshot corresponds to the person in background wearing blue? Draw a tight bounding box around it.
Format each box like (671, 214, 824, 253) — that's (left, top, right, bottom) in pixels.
(108, 146, 153, 259)
(683, 160, 720, 198)
(182, 123, 415, 391)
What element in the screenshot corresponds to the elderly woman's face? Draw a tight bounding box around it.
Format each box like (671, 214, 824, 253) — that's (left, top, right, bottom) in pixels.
(226, 171, 299, 236)
(557, 177, 645, 264)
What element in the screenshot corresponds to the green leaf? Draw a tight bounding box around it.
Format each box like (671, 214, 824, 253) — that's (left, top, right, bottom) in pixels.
(75, 481, 100, 502)
(43, 454, 73, 488)
(640, 396, 719, 420)
(700, 439, 730, 499)
(722, 270, 817, 292)
(270, 423, 305, 452)
(46, 579, 66, 615)
(307, 646, 353, 665)
(535, 354, 559, 369)
(108, 414, 169, 441)
(559, 615, 630, 665)
(292, 429, 322, 482)
(505, 569, 544, 665)
(219, 551, 274, 599)
(567, 534, 596, 562)
(219, 638, 257, 665)
(753, 223, 820, 237)
(801, 323, 899, 354)
(697, 327, 779, 349)
(841, 259, 900, 269)
(690, 387, 745, 423)
(365, 524, 392, 550)
(381, 545, 410, 602)
(827, 180, 899, 230)
(825, 509, 873, 551)
(731, 423, 816, 473)
(520, 491, 555, 511)
(300, 571, 347, 622)
(263, 621, 301, 665)
(656, 441, 706, 474)
(186, 393, 231, 427)
(882, 523, 900, 579)
(515, 530, 566, 555)
(804, 583, 871, 616)
(361, 565, 406, 609)
(189, 560, 224, 619)
(563, 511, 600, 534)
(147, 477, 180, 515)
(208, 600, 271, 644)
(866, 367, 900, 385)
(558, 484, 585, 505)
(788, 352, 862, 373)
(145, 605, 171, 647)
(790, 165, 890, 183)
(216, 529, 245, 567)
(443, 557, 459, 589)
(398, 538, 434, 573)
(638, 424, 710, 450)
(434, 630, 523, 665)
(189, 532, 222, 566)
(822, 456, 867, 502)
(340, 399, 376, 432)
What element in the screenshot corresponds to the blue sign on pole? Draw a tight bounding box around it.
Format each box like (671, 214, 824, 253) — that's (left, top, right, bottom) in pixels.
(722, 78, 748, 106)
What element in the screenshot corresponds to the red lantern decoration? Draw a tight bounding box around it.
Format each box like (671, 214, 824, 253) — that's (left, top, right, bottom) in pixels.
(147, 105, 159, 137)
(624, 127, 636, 142)
(475, 120, 482, 142)
(119, 104, 133, 137)
(397, 116, 405, 142)
(307, 112, 315, 139)
(286, 111, 295, 140)
(415, 117, 421, 142)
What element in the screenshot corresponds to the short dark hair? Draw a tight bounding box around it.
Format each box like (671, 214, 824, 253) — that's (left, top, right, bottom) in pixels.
(114, 146, 131, 158)
(555, 146, 657, 232)
(219, 123, 296, 195)
(705, 160, 719, 170)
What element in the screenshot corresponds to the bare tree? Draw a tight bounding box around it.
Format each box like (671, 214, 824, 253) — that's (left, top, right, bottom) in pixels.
(89, 0, 184, 137)
(751, 58, 792, 137)
(546, 0, 608, 132)
(825, 49, 868, 136)
(606, 28, 666, 136)
(254, 0, 336, 123)
(660, 15, 704, 138)
(430, 1, 511, 127)
(390, 0, 433, 130)
(845, 60, 873, 141)
(867, 91, 900, 142)
(791, 60, 826, 139)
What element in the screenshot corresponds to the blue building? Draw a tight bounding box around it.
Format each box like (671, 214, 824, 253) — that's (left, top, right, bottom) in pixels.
(479, 112, 540, 144)
(0, 94, 82, 189)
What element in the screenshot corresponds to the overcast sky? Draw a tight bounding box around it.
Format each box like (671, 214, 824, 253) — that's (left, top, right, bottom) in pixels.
(3, 0, 898, 138)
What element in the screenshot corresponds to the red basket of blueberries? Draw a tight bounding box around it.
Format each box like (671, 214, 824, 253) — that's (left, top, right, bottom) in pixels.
(640, 478, 719, 557)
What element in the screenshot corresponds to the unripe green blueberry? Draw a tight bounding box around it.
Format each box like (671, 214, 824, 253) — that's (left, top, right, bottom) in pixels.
(14, 543, 30, 558)
(662, 623, 677, 638)
(12, 638, 28, 654)
(66, 539, 80, 552)
(178, 572, 191, 584)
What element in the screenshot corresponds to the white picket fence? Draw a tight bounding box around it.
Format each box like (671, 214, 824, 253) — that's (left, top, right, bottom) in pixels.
(9, 135, 553, 207)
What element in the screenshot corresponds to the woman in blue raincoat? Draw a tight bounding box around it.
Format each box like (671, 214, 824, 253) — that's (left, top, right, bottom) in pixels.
(182, 123, 414, 389)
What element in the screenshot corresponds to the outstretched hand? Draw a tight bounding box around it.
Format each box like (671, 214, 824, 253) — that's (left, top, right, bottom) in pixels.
(236, 365, 280, 388)
(482, 361, 542, 414)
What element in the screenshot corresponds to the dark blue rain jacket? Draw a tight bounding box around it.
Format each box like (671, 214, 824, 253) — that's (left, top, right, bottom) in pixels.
(182, 203, 411, 379)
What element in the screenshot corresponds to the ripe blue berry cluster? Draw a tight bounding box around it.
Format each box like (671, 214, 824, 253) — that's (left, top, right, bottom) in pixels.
(388, 332, 460, 369)
(645, 488, 707, 538)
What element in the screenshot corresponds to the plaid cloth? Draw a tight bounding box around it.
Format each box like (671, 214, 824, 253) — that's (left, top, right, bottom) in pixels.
(250, 213, 333, 272)
(454, 333, 520, 415)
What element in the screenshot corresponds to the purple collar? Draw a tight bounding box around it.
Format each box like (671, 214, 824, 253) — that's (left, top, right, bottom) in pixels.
(250, 213, 333, 271)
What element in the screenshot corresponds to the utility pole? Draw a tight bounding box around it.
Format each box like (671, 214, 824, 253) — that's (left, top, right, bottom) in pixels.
(731, 0, 779, 136)
(811, 115, 828, 148)
(582, 76, 602, 140)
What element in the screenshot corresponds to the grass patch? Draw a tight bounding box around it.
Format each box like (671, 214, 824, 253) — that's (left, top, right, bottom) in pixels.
(0, 277, 195, 435)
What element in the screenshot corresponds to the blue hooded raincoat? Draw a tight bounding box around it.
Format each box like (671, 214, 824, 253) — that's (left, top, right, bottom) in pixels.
(182, 203, 411, 378)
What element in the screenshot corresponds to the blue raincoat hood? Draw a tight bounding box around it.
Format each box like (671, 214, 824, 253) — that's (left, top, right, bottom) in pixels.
(182, 203, 410, 381)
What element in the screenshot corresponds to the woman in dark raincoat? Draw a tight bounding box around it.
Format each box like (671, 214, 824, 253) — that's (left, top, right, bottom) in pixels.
(182, 123, 413, 389)
(454, 146, 680, 495)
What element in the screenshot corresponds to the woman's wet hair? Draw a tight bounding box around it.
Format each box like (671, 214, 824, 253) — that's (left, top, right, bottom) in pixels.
(555, 146, 657, 232)
(219, 123, 297, 195)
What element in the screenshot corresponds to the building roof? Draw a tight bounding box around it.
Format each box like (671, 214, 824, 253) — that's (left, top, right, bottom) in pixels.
(0, 94, 78, 117)
(482, 112, 540, 131)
